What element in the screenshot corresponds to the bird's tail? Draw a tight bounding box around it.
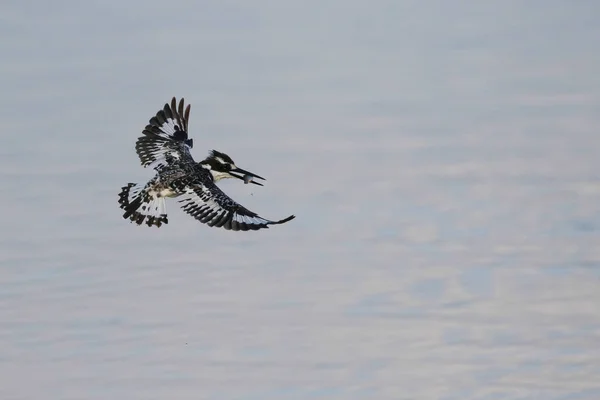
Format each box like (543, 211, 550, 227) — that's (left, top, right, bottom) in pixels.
(118, 183, 168, 227)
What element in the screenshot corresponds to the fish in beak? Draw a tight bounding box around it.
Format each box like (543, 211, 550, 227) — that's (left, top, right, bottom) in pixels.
(230, 167, 265, 186)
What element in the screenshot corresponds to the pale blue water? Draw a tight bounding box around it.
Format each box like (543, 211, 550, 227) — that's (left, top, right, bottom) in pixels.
(1, 1, 599, 399)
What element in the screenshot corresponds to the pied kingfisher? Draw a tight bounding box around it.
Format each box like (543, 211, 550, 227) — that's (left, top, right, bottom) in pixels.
(118, 97, 295, 231)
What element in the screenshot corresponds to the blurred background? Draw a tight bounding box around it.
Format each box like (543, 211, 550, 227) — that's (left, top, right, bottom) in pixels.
(1, 1, 599, 399)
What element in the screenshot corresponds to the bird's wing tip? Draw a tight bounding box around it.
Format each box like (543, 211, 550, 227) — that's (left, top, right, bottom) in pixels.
(273, 214, 296, 225)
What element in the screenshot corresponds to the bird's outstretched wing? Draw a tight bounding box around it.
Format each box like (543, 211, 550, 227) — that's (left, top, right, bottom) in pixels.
(136, 97, 194, 169)
(178, 181, 295, 231)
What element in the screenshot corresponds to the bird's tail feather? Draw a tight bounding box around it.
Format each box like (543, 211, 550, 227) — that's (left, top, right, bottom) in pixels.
(118, 183, 168, 227)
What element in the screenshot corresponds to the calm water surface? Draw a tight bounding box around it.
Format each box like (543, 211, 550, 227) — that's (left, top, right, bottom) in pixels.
(1, 1, 599, 399)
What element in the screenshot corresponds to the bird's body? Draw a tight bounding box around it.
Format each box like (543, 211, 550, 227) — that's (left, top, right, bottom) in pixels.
(118, 97, 295, 231)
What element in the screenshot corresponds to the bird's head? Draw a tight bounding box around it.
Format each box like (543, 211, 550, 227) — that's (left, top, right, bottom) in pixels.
(199, 150, 265, 186)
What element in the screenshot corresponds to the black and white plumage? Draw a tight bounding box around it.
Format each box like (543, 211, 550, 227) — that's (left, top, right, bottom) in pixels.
(118, 97, 295, 231)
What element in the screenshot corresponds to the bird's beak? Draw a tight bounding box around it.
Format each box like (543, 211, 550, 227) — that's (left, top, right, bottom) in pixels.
(230, 167, 265, 186)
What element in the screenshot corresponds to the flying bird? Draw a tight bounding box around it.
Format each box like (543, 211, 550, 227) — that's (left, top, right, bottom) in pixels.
(118, 97, 295, 231)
